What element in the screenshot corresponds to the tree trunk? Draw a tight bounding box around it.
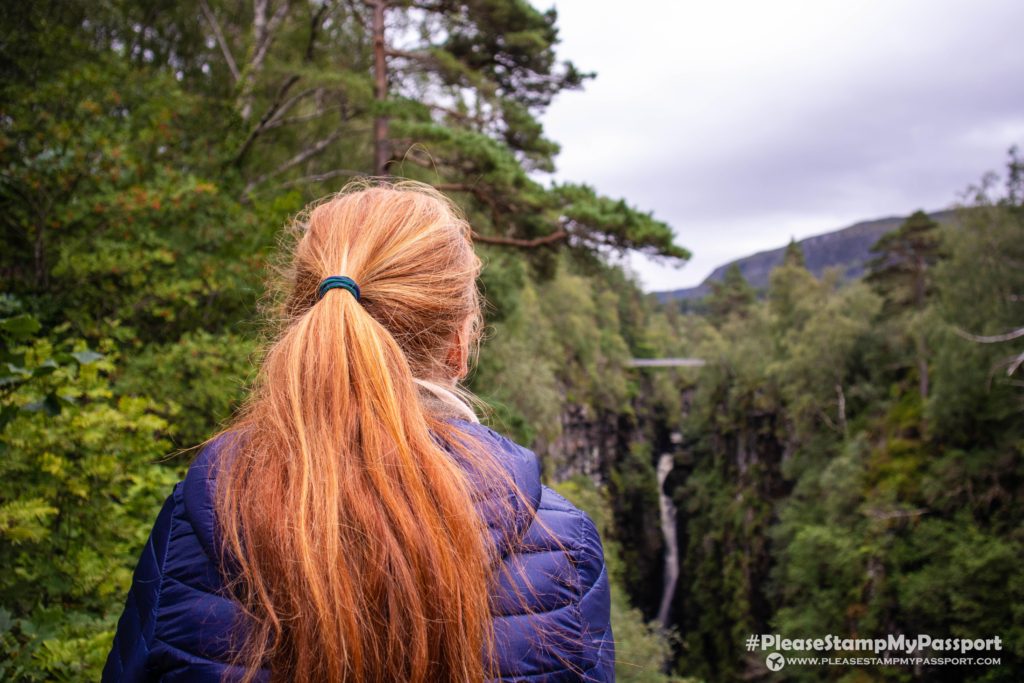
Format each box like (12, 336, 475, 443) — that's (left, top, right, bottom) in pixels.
(835, 382, 847, 436)
(916, 334, 929, 400)
(914, 254, 929, 400)
(34, 218, 47, 288)
(372, 0, 389, 176)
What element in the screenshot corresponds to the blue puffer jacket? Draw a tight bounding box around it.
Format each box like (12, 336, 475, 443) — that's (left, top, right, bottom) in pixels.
(103, 419, 615, 681)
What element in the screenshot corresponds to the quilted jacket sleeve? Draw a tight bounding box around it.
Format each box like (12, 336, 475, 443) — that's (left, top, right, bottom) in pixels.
(103, 486, 178, 681)
(103, 478, 255, 682)
(490, 485, 615, 682)
(575, 502, 615, 682)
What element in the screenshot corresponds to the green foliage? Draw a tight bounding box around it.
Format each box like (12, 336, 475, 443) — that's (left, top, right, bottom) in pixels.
(0, 45, 269, 344)
(666, 153, 1024, 680)
(0, 310, 177, 680)
(472, 256, 640, 447)
(929, 179, 1024, 442)
(473, 280, 562, 444)
(117, 330, 259, 448)
(609, 442, 664, 607)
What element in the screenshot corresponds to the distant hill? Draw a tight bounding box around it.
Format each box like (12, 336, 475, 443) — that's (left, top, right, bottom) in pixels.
(654, 210, 958, 302)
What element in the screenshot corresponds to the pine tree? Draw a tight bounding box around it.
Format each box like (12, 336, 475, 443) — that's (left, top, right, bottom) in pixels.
(866, 211, 941, 312)
(706, 263, 755, 325)
(782, 238, 806, 268)
(181, 0, 689, 260)
(866, 210, 942, 398)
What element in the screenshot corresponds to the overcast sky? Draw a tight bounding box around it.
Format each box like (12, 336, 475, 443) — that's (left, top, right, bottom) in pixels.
(537, 0, 1024, 291)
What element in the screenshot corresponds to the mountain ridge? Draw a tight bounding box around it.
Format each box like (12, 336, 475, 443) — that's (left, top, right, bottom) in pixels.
(654, 209, 958, 302)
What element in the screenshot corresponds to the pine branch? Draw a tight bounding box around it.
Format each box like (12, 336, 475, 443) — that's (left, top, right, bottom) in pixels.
(432, 183, 568, 249)
(470, 230, 568, 249)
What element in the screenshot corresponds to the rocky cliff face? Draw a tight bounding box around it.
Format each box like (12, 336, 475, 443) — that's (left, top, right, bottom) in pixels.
(535, 397, 687, 620)
(536, 404, 638, 483)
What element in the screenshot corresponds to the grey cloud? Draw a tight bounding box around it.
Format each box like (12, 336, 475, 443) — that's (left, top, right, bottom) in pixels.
(541, 0, 1024, 290)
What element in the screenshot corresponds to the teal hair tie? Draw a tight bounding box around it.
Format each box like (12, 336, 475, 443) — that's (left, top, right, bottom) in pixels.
(317, 276, 361, 302)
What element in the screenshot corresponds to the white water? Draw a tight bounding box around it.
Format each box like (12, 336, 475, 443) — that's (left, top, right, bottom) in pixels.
(656, 452, 679, 629)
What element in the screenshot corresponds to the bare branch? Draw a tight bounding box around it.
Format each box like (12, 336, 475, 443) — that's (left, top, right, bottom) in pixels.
(244, 129, 345, 194)
(863, 507, 928, 521)
(263, 105, 341, 131)
(817, 408, 839, 433)
(238, 0, 293, 122)
(232, 3, 331, 163)
(954, 326, 1024, 344)
(306, 2, 331, 61)
(199, 0, 240, 82)
(280, 168, 366, 189)
(1005, 350, 1024, 376)
(385, 48, 433, 61)
(277, 85, 324, 117)
(233, 76, 304, 164)
(344, 0, 368, 30)
(256, 1, 291, 70)
(427, 102, 483, 126)
(1008, 353, 1024, 376)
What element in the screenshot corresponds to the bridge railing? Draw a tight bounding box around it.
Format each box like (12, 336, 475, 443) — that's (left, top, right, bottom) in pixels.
(627, 358, 706, 368)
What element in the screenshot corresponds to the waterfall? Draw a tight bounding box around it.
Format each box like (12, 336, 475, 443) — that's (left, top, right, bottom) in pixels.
(656, 451, 679, 630)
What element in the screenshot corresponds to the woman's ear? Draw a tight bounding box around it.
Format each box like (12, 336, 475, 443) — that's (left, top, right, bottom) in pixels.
(446, 318, 472, 380)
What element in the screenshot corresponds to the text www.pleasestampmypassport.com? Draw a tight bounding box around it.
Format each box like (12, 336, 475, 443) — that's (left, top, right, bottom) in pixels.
(745, 633, 1004, 672)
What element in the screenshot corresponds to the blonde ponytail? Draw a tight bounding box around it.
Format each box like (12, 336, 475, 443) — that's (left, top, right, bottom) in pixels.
(214, 182, 499, 682)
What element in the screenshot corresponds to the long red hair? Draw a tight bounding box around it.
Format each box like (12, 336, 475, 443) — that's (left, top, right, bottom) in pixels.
(213, 181, 502, 682)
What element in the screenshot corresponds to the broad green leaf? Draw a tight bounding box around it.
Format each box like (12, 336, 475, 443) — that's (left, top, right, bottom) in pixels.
(0, 315, 41, 340)
(71, 351, 104, 365)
